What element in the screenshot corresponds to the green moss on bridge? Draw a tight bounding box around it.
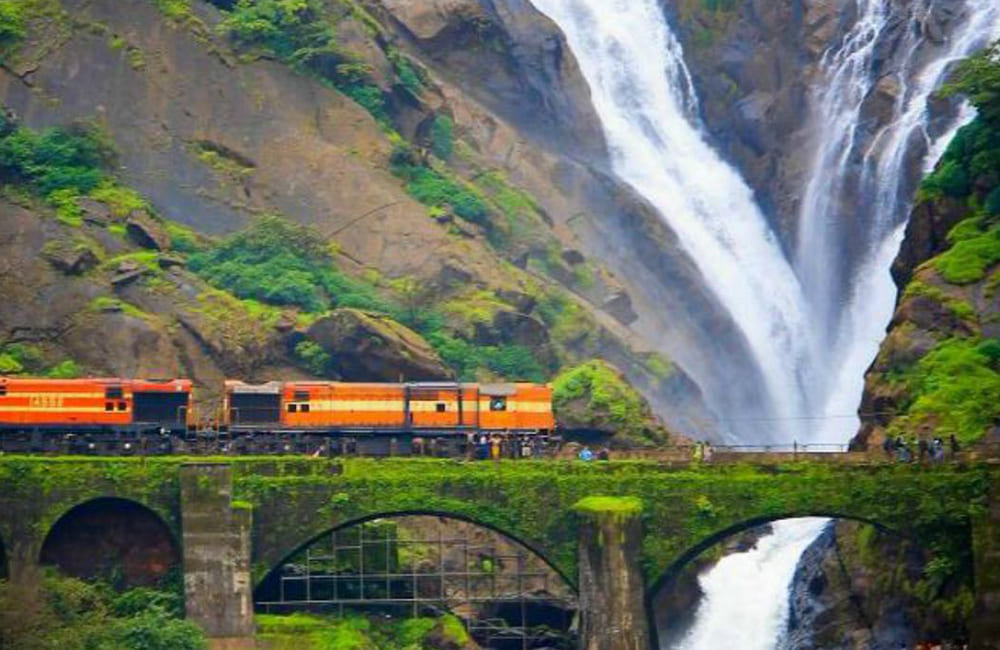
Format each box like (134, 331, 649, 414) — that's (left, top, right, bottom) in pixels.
(0, 457, 995, 595)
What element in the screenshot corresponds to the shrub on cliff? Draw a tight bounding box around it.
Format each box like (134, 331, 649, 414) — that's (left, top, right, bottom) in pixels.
(0, 1, 25, 58)
(946, 39, 1000, 124)
(889, 337, 1000, 444)
(188, 216, 394, 313)
(0, 121, 112, 197)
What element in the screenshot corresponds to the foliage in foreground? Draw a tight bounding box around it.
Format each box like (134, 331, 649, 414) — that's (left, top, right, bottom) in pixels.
(255, 611, 475, 650)
(0, 573, 205, 650)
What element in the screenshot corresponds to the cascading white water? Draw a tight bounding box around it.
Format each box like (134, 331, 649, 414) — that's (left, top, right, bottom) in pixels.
(530, 0, 1000, 648)
(670, 519, 830, 650)
(798, 0, 1000, 444)
(528, 0, 813, 440)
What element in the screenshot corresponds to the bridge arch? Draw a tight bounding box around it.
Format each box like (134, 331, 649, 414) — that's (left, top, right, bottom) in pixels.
(645, 512, 962, 650)
(646, 510, 899, 603)
(255, 509, 579, 648)
(255, 508, 577, 596)
(39, 497, 181, 587)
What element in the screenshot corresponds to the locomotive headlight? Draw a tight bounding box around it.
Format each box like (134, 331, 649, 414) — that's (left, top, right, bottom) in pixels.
(124, 443, 132, 450)
(88, 443, 96, 450)
(284, 444, 291, 452)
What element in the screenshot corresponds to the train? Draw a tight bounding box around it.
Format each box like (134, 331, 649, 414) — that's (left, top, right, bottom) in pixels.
(0, 376, 556, 455)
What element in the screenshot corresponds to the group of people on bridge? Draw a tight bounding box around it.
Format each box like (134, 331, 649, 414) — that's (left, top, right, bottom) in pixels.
(882, 434, 959, 464)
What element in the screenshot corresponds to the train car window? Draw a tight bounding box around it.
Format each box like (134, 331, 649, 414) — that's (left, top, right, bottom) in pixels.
(294, 391, 309, 401)
(106, 386, 124, 399)
(105, 402, 114, 412)
(117, 401, 127, 411)
(436, 403, 447, 412)
(288, 404, 298, 413)
(301, 404, 310, 413)
(490, 397, 507, 411)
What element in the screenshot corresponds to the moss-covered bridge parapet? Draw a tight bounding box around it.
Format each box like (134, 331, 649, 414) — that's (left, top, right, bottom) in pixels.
(0, 457, 996, 591)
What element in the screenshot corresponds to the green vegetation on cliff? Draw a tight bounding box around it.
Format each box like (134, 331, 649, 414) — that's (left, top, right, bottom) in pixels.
(888, 338, 1000, 445)
(218, 0, 392, 123)
(866, 41, 1000, 445)
(553, 360, 670, 446)
(0, 573, 205, 650)
(0, 118, 113, 214)
(0, 1, 26, 58)
(188, 216, 392, 314)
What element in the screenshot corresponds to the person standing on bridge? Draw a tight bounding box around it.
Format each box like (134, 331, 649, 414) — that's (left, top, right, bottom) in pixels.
(579, 445, 594, 462)
(949, 434, 960, 458)
(882, 435, 894, 458)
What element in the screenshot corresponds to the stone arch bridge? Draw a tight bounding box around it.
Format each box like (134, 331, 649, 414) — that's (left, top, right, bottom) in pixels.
(0, 457, 998, 649)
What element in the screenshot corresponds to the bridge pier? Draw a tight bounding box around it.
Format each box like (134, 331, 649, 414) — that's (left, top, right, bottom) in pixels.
(972, 474, 1000, 649)
(575, 497, 651, 650)
(180, 464, 254, 647)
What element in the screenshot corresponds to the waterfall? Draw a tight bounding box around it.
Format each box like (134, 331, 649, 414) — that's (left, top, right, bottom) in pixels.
(670, 519, 830, 650)
(528, 0, 812, 442)
(797, 0, 1000, 444)
(530, 0, 1000, 648)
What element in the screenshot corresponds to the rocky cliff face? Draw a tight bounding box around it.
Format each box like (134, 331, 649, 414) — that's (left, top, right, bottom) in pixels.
(854, 102, 1000, 450)
(0, 0, 712, 435)
(783, 520, 972, 648)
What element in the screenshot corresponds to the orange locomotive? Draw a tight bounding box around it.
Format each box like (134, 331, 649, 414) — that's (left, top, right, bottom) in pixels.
(224, 380, 554, 433)
(0, 377, 555, 454)
(0, 377, 191, 452)
(222, 380, 554, 455)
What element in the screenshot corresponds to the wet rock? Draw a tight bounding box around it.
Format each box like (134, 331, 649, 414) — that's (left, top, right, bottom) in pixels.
(77, 198, 113, 225)
(474, 308, 550, 347)
(156, 254, 185, 270)
(110, 260, 147, 286)
(602, 290, 638, 326)
(561, 248, 585, 265)
(860, 74, 902, 129)
(380, 0, 607, 160)
(495, 289, 536, 314)
(306, 308, 451, 381)
(41, 240, 99, 275)
(126, 211, 170, 250)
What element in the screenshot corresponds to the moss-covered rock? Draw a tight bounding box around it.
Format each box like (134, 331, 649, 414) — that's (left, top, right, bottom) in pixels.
(553, 360, 671, 447)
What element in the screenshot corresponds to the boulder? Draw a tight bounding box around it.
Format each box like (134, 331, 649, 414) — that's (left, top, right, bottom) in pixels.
(77, 198, 113, 225)
(110, 259, 148, 286)
(473, 308, 549, 347)
(601, 290, 639, 326)
(156, 254, 185, 270)
(306, 308, 451, 381)
(380, 0, 484, 40)
(125, 210, 170, 250)
(41, 240, 99, 275)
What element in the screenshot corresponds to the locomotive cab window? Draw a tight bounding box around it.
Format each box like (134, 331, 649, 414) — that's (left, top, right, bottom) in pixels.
(436, 403, 447, 413)
(490, 397, 507, 412)
(105, 402, 114, 412)
(0, 385, 6, 396)
(301, 404, 310, 413)
(106, 386, 123, 399)
(117, 401, 127, 411)
(288, 404, 298, 413)
(294, 391, 309, 402)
